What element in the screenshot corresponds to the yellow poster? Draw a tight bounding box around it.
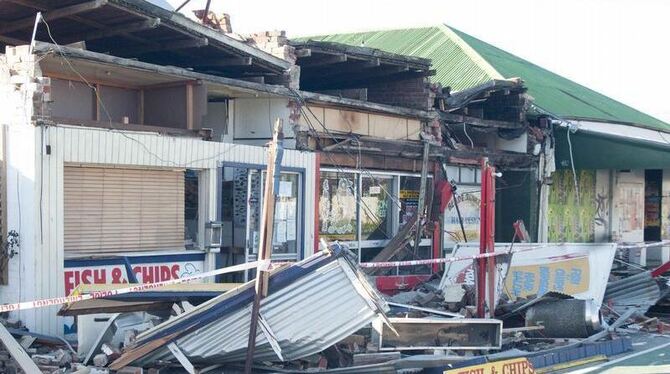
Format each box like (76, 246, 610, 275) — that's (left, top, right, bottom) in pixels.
(504, 257, 590, 299)
(443, 358, 535, 374)
(399, 189, 420, 199)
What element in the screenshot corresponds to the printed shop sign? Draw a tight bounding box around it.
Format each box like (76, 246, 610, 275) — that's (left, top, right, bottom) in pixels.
(443, 358, 534, 374)
(64, 253, 205, 295)
(441, 243, 616, 306)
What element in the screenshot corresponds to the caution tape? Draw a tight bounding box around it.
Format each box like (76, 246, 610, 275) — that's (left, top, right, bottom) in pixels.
(0, 260, 267, 313)
(616, 240, 670, 249)
(359, 240, 670, 269)
(358, 245, 542, 269)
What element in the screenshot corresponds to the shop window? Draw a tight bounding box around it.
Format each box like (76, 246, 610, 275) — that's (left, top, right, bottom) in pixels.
(361, 175, 394, 241)
(319, 171, 358, 241)
(399, 176, 421, 229)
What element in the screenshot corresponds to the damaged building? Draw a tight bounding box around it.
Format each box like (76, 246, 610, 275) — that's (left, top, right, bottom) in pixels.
(0, 2, 669, 373)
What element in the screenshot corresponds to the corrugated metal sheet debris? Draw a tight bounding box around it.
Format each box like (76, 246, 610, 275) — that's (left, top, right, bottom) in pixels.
(111, 249, 389, 369)
(603, 271, 661, 315)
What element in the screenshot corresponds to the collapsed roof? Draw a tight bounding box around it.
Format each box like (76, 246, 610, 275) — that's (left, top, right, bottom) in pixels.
(303, 24, 670, 132)
(0, 0, 292, 83)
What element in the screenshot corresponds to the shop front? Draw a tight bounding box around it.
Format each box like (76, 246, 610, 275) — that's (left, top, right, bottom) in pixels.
(219, 164, 307, 281)
(317, 168, 433, 266)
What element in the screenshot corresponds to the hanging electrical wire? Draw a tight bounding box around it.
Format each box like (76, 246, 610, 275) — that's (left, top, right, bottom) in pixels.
(38, 15, 244, 168)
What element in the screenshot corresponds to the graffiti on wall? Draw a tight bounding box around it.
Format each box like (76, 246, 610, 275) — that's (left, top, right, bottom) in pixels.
(548, 170, 598, 242)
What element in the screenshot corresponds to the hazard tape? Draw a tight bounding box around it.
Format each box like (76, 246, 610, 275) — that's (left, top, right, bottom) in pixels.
(358, 245, 542, 269)
(4, 241, 668, 312)
(0, 260, 268, 313)
(616, 240, 670, 249)
(359, 240, 670, 269)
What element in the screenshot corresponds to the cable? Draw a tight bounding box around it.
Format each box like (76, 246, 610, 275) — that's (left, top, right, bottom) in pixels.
(40, 17, 243, 169)
(291, 89, 404, 211)
(530, 103, 581, 204)
(291, 93, 398, 240)
(463, 122, 474, 147)
(566, 128, 580, 203)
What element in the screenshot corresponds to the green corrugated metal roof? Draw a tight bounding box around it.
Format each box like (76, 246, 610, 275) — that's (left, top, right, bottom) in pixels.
(302, 25, 670, 132)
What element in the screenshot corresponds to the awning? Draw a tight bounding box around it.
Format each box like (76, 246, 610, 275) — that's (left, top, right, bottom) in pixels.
(554, 120, 670, 170)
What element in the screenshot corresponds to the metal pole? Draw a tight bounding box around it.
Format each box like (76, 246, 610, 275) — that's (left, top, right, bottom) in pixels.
(476, 158, 497, 318)
(476, 158, 488, 318)
(486, 163, 496, 318)
(244, 119, 284, 374)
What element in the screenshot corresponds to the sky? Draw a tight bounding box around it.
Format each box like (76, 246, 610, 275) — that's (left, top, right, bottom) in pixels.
(167, 0, 670, 124)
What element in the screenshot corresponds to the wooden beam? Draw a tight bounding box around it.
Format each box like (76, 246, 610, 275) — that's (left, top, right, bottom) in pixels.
(167, 343, 196, 374)
(440, 112, 522, 129)
(115, 37, 208, 56)
(244, 120, 283, 374)
(0, 34, 26, 45)
(0, 323, 41, 373)
(189, 56, 253, 67)
(185, 84, 194, 130)
(294, 48, 311, 57)
(238, 76, 265, 84)
(0, 0, 108, 34)
(2, 0, 160, 49)
(141, 79, 200, 90)
(300, 54, 347, 67)
(138, 89, 144, 125)
(60, 18, 160, 42)
(309, 65, 410, 88)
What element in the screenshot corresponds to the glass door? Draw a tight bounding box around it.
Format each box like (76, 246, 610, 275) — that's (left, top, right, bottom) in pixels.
(245, 170, 301, 280)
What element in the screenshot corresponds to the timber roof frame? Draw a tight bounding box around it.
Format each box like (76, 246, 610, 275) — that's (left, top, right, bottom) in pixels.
(291, 40, 434, 91)
(304, 24, 670, 132)
(31, 41, 436, 121)
(0, 0, 291, 83)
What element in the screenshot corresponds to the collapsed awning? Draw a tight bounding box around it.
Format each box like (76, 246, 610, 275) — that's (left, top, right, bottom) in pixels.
(554, 120, 670, 170)
(110, 248, 390, 369)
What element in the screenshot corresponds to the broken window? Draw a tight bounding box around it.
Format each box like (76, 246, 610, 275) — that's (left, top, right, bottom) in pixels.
(361, 175, 394, 241)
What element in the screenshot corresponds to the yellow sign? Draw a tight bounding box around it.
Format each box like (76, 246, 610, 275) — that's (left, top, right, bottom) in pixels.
(504, 257, 590, 299)
(399, 189, 419, 199)
(443, 358, 535, 374)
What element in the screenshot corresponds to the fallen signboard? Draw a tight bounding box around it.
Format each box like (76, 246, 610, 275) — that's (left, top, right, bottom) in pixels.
(379, 317, 502, 351)
(440, 243, 617, 306)
(442, 358, 535, 374)
(64, 253, 206, 295)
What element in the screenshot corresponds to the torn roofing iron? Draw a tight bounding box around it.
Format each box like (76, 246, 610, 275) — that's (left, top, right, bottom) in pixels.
(111, 249, 389, 368)
(604, 270, 662, 315)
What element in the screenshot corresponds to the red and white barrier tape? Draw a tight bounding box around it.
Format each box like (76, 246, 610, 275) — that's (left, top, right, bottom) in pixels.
(0, 260, 265, 313)
(616, 240, 670, 249)
(358, 245, 542, 269)
(359, 240, 670, 269)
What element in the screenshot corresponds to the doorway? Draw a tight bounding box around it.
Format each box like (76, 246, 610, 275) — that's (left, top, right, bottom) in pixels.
(644, 170, 662, 241)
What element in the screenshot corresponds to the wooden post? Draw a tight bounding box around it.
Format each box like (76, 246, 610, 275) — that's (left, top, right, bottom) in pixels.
(185, 84, 194, 130)
(413, 141, 430, 254)
(244, 119, 284, 374)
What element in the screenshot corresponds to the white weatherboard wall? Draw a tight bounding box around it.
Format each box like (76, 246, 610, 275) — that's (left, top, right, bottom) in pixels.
(5, 124, 316, 336)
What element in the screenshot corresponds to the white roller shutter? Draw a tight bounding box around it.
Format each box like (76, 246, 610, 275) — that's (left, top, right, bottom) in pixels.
(64, 166, 185, 255)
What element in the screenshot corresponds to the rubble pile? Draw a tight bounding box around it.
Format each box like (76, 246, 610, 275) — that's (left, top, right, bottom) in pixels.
(1, 247, 669, 373)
